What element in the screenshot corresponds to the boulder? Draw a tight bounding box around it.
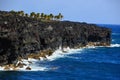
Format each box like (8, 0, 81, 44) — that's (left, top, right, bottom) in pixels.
(26, 66, 31, 70)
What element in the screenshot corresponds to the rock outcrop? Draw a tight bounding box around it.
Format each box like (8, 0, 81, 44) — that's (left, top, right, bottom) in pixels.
(0, 11, 111, 66)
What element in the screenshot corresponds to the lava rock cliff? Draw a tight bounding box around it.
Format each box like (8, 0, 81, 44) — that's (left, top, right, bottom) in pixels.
(0, 11, 111, 65)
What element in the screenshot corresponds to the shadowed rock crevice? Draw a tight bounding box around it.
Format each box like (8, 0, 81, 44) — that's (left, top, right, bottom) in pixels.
(0, 38, 17, 65)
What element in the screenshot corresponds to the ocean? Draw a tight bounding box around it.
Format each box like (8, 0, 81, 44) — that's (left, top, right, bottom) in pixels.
(0, 24, 120, 80)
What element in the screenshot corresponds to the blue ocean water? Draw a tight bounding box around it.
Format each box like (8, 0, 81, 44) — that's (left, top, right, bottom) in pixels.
(0, 24, 120, 80)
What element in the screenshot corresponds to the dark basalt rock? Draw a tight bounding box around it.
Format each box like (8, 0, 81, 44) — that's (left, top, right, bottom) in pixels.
(0, 11, 111, 66)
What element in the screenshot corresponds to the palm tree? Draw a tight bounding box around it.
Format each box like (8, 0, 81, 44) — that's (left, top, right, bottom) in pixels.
(20, 11, 24, 16)
(34, 13, 37, 19)
(36, 13, 40, 19)
(30, 12, 35, 18)
(54, 15, 59, 20)
(47, 15, 51, 20)
(25, 13, 29, 17)
(17, 11, 24, 16)
(19, 11, 24, 16)
(58, 13, 63, 20)
(44, 14, 47, 20)
(49, 14, 54, 20)
(41, 13, 44, 19)
(17, 11, 21, 16)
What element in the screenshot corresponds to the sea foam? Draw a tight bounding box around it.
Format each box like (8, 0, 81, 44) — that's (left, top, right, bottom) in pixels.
(46, 47, 83, 61)
(0, 47, 84, 71)
(109, 44, 120, 47)
(0, 44, 119, 71)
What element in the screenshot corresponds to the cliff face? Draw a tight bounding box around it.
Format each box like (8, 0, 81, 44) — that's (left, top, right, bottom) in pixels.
(0, 11, 111, 65)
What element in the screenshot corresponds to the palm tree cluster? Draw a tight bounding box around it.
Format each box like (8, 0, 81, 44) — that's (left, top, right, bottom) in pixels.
(10, 10, 63, 21)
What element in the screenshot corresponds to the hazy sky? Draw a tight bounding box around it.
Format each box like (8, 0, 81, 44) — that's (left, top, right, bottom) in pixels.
(0, 0, 120, 24)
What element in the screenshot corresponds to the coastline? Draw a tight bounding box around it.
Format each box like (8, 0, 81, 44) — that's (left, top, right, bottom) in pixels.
(0, 11, 111, 70)
(1, 43, 119, 71)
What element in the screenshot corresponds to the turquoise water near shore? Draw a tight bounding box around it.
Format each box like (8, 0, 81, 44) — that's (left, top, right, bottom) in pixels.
(0, 24, 120, 80)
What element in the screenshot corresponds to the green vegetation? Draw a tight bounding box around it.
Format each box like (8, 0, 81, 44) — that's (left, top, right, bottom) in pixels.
(9, 10, 63, 21)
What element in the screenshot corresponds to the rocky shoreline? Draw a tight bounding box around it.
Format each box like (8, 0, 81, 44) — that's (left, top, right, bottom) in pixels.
(0, 44, 112, 71)
(0, 49, 53, 71)
(0, 11, 111, 69)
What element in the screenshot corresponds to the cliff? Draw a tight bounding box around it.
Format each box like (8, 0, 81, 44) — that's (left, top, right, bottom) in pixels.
(0, 11, 111, 66)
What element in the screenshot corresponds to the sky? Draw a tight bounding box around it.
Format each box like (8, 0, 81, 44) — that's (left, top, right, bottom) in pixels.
(0, 0, 120, 24)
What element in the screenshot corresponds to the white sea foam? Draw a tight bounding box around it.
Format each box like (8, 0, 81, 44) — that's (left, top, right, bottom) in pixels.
(0, 66, 4, 70)
(46, 49, 64, 61)
(109, 44, 120, 47)
(86, 45, 96, 48)
(0, 47, 83, 71)
(0, 58, 49, 71)
(46, 47, 83, 61)
(0, 44, 119, 71)
(18, 64, 48, 71)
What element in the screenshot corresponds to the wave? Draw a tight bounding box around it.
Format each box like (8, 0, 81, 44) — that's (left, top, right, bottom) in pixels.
(0, 58, 48, 71)
(0, 44, 119, 71)
(109, 44, 120, 47)
(28, 44, 119, 71)
(25, 47, 84, 71)
(112, 33, 120, 35)
(46, 47, 83, 61)
(0, 47, 84, 71)
(65, 56, 80, 60)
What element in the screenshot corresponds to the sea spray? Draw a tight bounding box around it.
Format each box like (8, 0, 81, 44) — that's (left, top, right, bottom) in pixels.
(46, 46, 84, 61)
(109, 44, 120, 47)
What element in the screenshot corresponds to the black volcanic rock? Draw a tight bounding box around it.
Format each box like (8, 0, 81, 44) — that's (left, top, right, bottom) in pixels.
(0, 11, 111, 65)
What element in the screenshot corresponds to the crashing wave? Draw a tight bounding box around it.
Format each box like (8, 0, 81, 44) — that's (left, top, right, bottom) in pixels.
(46, 47, 83, 61)
(0, 47, 84, 71)
(112, 33, 120, 35)
(109, 44, 120, 47)
(0, 43, 119, 71)
(0, 58, 48, 71)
